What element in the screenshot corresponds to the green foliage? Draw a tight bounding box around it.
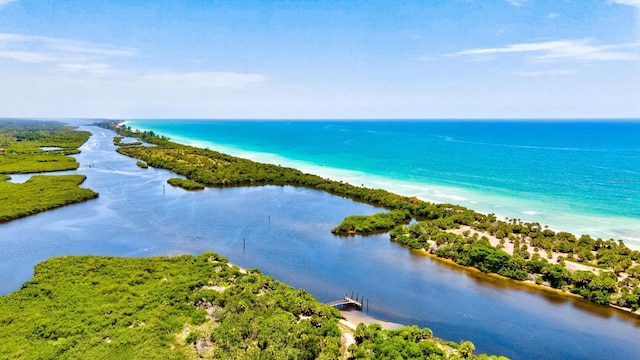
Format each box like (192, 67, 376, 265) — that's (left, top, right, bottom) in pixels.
(114, 136, 143, 147)
(0, 120, 98, 222)
(0, 174, 98, 222)
(332, 210, 411, 234)
(0, 253, 342, 359)
(541, 264, 570, 289)
(136, 161, 149, 169)
(459, 341, 475, 358)
(525, 255, 549, 274)
(167, 178, 205, 191)
(569, 271, 618, 305)
(348, 324, 504, 360)
(0, 120, 89, 174)
(620, 287, 640, 311)
(627, 266, 640, 279)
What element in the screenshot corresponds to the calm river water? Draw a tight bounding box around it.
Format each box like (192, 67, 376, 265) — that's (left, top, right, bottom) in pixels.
(1, 124, 639, 360)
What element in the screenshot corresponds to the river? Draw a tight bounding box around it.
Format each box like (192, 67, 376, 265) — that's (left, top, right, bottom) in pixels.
(1, 124, 638, 360)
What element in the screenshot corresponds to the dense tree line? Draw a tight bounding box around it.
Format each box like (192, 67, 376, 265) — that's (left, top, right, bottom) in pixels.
(391, 218, 640, 310)
(98, 121, 639, 313)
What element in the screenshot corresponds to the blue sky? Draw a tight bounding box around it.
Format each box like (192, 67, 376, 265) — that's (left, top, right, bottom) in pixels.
(0, 0, 638, 119)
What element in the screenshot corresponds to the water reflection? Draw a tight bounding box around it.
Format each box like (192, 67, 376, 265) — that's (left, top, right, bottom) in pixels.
(409, 248, 640, 326)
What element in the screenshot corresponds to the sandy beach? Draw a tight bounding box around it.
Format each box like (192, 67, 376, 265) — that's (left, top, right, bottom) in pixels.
(339, 309, 404, 331)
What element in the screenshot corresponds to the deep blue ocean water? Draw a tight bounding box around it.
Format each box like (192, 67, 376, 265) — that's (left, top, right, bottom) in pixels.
(127, 120, 640, 246)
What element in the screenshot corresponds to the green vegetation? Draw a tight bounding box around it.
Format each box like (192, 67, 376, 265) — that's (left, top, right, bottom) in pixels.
(0, 253, 500, 359)
(97, 121, 639, 313)
(0, 174, 99, 222)
(136, 161, 149, 169)
(390, 216, 640, 311)
(0, 120, 98, 223)
(348, 324, 507, 360)
(167, 177, 205, 191)
(0, 120, 89, 174)
(0, 253, 341, 359)
(332, 210, 411, 234)
(114, 136, 142, 147)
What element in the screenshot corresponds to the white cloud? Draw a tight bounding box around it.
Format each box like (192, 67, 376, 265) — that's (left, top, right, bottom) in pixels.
(0, 50, 56, 63)
(57, 63, 114, 74)
(52, 44, 136, 57)
(450, 39, 640, 61)
(138, 72, 269, 90)
(0, 70, 274, 118)
(0, 0, 18, 7)
(610, 0, 640, 7)
(505, 0, 527, 6)
(0, 32, 137, 72)
(0, 31, 270, 105)
(516, 69, 575, 76)
(548, 13, 559, 19)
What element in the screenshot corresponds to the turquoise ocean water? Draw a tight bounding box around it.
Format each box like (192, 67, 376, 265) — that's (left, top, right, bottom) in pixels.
(126, 120, 640, 247)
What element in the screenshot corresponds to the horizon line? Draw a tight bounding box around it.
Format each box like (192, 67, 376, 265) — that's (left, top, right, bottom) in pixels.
(2, 116, 640, 122)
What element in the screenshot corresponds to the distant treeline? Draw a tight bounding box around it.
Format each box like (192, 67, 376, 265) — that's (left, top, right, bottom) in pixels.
(99, 121, 640, 314)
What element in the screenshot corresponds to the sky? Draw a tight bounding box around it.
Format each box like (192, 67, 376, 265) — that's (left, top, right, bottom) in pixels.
(0, 0, 639, 119)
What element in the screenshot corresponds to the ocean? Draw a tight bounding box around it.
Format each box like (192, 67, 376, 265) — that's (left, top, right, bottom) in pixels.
(126, 120, 640, 247)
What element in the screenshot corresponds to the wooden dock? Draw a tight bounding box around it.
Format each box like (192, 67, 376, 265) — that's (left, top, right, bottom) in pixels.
(327, 293, 367, 311)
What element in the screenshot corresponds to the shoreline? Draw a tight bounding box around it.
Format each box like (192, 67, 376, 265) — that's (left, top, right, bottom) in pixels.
(124, 120, 640, 249)
(339, 309, 404, 331)
(406, 246, 640, 322)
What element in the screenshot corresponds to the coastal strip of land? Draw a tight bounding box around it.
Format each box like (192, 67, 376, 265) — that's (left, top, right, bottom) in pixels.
(100, 120, 640, 317)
